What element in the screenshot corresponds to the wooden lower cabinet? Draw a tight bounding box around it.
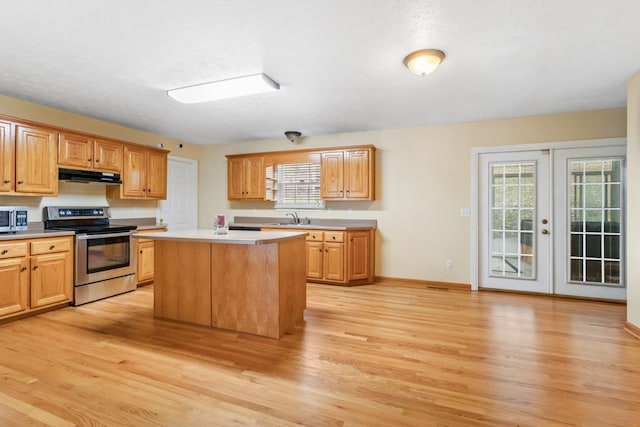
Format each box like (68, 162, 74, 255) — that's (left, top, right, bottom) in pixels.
(30, 252, 72, 308)
(265, 228, 374, 285)
(135, 227, 167, 285)
(137, 240, 155, 284)
(347, 230, 371, 281)
(0, 257, 29, 317)
(0, 236, 73, 322)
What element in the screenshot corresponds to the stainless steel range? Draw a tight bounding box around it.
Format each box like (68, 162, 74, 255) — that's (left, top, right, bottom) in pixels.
(44, 206, 137, 306)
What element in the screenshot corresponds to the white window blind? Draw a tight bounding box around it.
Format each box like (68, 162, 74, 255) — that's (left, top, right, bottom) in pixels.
(273, 162, 325, 209)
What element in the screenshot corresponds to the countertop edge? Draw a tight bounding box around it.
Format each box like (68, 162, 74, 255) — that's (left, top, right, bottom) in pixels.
(135, 224, 168, 231)
(230, 222, 375, 231)
(0, 230, 75, 241)
(133, 229, 308, 245)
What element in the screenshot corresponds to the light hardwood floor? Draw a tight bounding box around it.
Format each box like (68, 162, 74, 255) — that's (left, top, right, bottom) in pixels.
(1, 282, 639, 426)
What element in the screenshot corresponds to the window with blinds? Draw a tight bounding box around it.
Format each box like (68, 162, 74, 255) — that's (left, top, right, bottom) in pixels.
(272, 162, 325, 209)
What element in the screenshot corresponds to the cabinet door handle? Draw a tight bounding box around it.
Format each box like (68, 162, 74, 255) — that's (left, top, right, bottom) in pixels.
(318, 248, 322, 252)
(325, 249, 328, 253)
(21, 267, 27, 272)
(17, 180, 24, 184)
(33, 265, 39, 270)
(1, 249, 8, 255)
(3, 179, 9, 183)
(332, 236, 336, 240)
(140, 250, 143, 254)
(49, 245, 55, 250)
(95, 159, 100, 162)
(88, 158, 92, 161)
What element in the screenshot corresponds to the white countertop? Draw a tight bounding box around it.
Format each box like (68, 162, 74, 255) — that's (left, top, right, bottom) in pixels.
(132, 229, 308, 245)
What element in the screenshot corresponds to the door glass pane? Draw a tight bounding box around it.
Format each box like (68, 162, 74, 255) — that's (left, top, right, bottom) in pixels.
(568, 158, 622, 286)
(489, 162, 535, 279)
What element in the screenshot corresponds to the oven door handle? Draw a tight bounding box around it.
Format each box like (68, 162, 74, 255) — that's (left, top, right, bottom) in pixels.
(76, 232, 133, 240)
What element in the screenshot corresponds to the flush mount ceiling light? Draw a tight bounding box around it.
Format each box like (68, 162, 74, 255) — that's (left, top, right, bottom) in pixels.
(167, 73, 280, 103)
(284, 131, 302, 143)
(403, 49, 445, 76)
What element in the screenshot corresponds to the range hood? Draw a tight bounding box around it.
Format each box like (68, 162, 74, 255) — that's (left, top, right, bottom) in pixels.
(58, 168, 122, 184)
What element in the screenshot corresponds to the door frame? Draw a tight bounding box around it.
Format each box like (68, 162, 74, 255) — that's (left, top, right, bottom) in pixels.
(471, 137, 626, 291)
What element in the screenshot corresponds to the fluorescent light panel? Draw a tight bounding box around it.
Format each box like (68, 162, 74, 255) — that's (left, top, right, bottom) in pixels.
(168, 73, 280, 103)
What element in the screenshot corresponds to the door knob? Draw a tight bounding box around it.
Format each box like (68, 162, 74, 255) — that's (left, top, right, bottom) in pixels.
(541, 229, 549, 235)
(542, 219, 548, 224)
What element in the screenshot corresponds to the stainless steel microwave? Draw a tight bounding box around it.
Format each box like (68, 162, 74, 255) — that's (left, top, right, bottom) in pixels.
(0, 206, 28, 233)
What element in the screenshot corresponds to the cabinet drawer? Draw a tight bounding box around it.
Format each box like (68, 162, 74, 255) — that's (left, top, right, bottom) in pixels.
(324, 231, 344, 242)
(306, 231, 324, 241)
(31, 238, 71, 255)
(0, 241, 28, 259)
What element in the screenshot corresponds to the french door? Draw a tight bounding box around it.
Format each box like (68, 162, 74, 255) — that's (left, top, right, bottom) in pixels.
(477, 143, 626, 300)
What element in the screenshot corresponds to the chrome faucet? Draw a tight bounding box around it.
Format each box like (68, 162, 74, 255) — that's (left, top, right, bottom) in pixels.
(286, 212, 299, 224)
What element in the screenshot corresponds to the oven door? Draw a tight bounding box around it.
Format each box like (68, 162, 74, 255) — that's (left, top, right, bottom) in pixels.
(75, 231, 136, 286)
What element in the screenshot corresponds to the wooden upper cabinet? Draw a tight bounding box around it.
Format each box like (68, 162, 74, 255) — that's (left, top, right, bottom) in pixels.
(344, 149, 371, 199)
(58, 132, 92, 169)
(59, 133, 123, 173)
(321, 147, 374, 200)
(108, 145, 167, 200)
(320, 151, 344, 198)
(0, 120, 13, 192)
(122, 145, 147, 198)
(228, 157, 245, 199)
(227, 145, 375, 202)
(15, 125, 58, 195)
(94, 139, 123, 173)
(146, 150, 167, 199)
(245, 156, 264, 198)
(227, 155, 264, 200)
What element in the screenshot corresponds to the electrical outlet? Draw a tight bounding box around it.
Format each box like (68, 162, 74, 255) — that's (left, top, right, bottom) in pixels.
(446, 260, 454, 270)
(460, 208, 470, 217)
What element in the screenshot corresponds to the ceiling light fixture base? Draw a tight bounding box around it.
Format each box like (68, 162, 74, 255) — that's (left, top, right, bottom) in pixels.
(284, 131, 302, 144)
(403, 49, 445, 76)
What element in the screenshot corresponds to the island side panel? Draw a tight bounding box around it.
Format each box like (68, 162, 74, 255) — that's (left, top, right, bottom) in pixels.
(154, 240, 212, 326)
(278, 238, 306, 334)
(211, 243, 280, 338)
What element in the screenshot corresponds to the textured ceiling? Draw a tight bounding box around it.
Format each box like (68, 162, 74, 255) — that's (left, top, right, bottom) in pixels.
(1, 0, 639, 145)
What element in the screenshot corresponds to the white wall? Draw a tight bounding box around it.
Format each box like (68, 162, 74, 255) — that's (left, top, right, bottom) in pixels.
(199, 108, 627, 284)
(627, 74, 640, 328)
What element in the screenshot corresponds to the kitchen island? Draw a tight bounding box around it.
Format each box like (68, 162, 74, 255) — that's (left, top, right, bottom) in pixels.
(132, 229, 307, 339)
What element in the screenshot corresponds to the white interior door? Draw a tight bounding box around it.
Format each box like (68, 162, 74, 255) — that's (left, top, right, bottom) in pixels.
(479, 150, 552, 292)
(476, 141, 626, 300)
(158, 156, 198, 231)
